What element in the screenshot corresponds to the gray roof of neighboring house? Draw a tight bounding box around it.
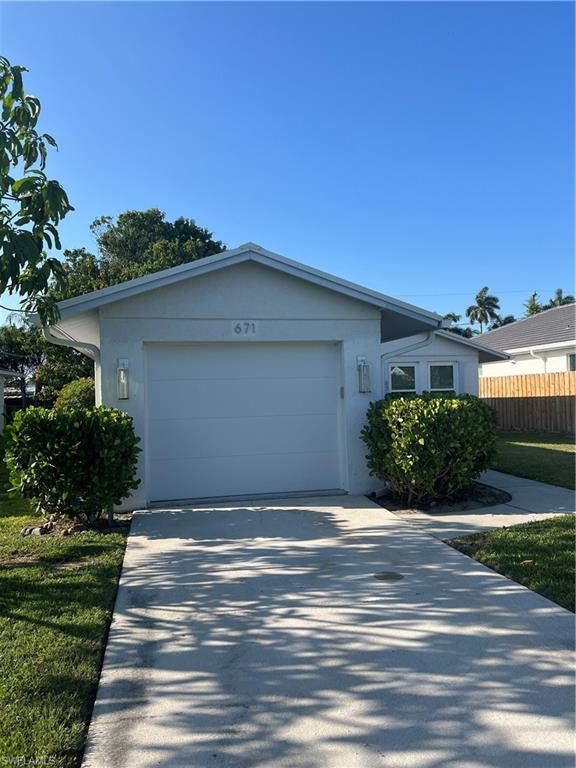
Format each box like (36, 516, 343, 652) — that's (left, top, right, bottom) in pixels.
(476, 303, 576, 353)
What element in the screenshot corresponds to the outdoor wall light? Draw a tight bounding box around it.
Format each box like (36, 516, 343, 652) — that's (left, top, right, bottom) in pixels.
(357, 356, 371, 393)
(117, 358, 129, 400)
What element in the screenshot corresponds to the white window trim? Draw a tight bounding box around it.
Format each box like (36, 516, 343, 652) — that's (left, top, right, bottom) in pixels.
(568, 353, 576, 372)
(388, 362, 418, 394)
(427, 362, 459, 393)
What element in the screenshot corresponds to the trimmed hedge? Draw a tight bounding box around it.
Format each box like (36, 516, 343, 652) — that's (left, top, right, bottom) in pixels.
(361, 393, 497, 506)
(5, 406, 140, 523)
(55, 377, 95, 409)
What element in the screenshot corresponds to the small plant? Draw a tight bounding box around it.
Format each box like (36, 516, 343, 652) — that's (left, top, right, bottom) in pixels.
(54, 377, 95, 409)
(361, 393, 497, 506)
(5, 406, 140, 524)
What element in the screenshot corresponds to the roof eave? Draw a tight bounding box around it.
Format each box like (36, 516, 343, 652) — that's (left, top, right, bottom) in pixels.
(435, 330, 510, 363)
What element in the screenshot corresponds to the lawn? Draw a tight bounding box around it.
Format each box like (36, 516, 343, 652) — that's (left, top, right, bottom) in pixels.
(450, 515, 575, 611)
(491, 431, 575, 489)
(0, 458, 128, 768)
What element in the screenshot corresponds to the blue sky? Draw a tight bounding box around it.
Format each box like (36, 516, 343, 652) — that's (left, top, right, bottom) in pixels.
(1, 1, 573, 325)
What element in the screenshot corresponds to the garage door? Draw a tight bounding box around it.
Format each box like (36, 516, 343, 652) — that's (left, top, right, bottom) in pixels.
(146, 342, 342, 501)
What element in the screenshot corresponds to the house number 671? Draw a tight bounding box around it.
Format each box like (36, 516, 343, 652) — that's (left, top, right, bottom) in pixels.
(232, 321, 259, 336)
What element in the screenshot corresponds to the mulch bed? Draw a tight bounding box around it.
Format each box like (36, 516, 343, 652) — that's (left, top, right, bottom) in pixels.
(369, 481, 511, 515)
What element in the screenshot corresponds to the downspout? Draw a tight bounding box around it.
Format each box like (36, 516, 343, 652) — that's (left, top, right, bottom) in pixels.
(42, 325, 100, 364)
(42, 326, 102, 405)
(529, 348, 547, 373)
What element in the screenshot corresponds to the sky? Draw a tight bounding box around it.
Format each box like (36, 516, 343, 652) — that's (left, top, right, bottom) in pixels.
(0, 1, 574, 327)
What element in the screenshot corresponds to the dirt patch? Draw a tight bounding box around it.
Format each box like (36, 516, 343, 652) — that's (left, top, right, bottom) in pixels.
(49, 556, 93, 572)
(370, 481, 511, 515)
(0, 553, 42, 567)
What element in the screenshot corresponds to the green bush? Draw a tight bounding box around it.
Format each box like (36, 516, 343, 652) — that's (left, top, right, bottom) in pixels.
(361, 393, 497, 506)
(5, 406, 141, 523)
(54, 377, 95, 409)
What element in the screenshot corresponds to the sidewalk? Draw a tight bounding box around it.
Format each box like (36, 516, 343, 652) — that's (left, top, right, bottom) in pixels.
(388, 469, 575, 541)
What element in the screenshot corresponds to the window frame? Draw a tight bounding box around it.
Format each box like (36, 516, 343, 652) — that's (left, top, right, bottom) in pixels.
(388, 362, 418, 394)
(427, 362, 458, 393)
(568, 353, 576, 372)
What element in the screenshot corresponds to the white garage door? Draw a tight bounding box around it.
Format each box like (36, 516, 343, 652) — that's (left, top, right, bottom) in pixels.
(146, 342, 342, 502)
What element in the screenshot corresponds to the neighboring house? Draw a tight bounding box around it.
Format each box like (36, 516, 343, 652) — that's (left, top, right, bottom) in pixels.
(42, 243, 505, 507)
(477, 304, 576, 377)
(0, 368, 24, 432)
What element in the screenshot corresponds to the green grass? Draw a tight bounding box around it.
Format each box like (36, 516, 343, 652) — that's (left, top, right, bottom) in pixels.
(491, 431, 575, 489)
(450, 515, 575, 611)
(0, 457, 128, 767)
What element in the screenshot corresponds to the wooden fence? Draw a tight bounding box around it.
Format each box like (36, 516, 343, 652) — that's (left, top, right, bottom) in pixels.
(479, 372, 576, 433)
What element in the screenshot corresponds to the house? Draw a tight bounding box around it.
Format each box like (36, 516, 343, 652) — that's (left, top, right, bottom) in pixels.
(477, 303, 576, 377)
(0, 368, 23, 432)
(43, 243, 506, 507)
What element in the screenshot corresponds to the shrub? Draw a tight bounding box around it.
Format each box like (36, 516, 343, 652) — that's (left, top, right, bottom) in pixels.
(54, 377, 95, 409)
(361, 393, 497, 506)
(5, 406, 140, 523)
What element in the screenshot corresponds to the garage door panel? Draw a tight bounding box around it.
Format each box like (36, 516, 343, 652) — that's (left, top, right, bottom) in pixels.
(148, 414, 339, 460)
(148, 377, 337, 419)
(148, 343, 337, 381)
(149, 451, 340, 501)
(146, 342, 341, 501)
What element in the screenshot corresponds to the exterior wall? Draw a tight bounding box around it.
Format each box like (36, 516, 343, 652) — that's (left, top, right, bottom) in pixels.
(380, 332, 480, 396)
(66, 263, 385, 507)
(480, 345, 576, 377)
(56, 263, 482, 507)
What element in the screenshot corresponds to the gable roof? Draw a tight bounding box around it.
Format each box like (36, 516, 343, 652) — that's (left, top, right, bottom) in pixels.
(475, 303, 576, 353)
(55, 242, 443, 328)
(434, 330, 508, 363)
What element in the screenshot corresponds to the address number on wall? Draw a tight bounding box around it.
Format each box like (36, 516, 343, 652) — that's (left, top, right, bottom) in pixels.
(232, 320, 259, 336)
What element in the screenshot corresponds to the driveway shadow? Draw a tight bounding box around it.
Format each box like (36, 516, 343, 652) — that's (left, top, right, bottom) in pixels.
(83, 498, 575, 768)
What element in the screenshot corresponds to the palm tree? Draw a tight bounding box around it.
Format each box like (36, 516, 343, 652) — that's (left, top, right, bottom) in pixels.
(545, 288, 575, 309)
(489, 314, 516, 330)
(465, 287, 500, 334)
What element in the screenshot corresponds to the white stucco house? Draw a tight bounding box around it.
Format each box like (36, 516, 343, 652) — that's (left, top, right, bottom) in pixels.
(478, 303, 576, 377)
(43, 243, 505, 507)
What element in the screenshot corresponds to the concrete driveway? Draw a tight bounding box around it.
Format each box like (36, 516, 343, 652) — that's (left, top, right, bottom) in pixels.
(83, 496, 574, 768)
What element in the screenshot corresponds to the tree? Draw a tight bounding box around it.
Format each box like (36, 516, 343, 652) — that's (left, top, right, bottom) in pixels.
(52, 210, 226, 301)
(0, 56, 73, 323)
(524, 292, 542, 317)
(465, 287, 501, 334)
(488, 314, 516, 330)
(0, 318, 44, 407)
(0, 316, 92, 406)
(442, 312, 475, 338)
(35, 343, 93, 405)
(37, 209, 224, 399)
(543, 288, 575, 310)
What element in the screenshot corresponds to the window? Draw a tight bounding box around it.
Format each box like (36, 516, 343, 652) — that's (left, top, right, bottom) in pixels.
(429, 363, 456, 392)
(390, 364, 417, 393)
(569, 354, 576, 372)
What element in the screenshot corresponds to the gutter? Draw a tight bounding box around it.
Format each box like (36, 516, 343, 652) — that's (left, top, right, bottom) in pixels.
(42, 325, 101, 364)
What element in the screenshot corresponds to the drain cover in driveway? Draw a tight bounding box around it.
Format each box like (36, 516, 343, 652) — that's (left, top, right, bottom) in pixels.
(373, 572, 404, 581)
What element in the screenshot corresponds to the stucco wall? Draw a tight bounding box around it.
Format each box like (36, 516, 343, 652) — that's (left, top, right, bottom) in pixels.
(95, 262, 384, 506)
(55, 263, 482, 507)
(480, 347, 575, 377)
(380, 332, 480, 396)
